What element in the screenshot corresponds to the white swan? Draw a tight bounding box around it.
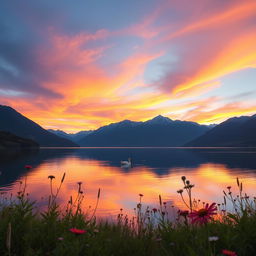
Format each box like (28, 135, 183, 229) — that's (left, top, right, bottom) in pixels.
(121, 158, 132, 168)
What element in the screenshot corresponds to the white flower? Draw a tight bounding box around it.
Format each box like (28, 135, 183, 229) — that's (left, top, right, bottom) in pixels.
(208, 236, 219, 242)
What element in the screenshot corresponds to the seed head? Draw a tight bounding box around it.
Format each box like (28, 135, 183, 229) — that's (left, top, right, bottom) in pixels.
(48, 175, 55, 180)
(181, 176, 186, 181)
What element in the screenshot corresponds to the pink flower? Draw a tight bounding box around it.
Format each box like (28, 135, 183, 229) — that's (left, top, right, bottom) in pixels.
(25, 165, 32, 169)
(189, 203, 217, 224)
(222, 249, 237, 256)
(69, 228, 86, 235)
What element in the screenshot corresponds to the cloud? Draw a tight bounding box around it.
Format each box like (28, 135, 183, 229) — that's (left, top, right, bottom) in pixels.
(182, 102, 256, 124)
(151, 1, 256, 96)
(0, 0, 256, 132)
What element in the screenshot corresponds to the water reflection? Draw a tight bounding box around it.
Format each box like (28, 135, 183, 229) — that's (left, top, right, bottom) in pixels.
(0, 148, 256, 217)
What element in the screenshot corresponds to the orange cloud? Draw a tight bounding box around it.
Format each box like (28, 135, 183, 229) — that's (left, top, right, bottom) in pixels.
(1, 0, 256, 132)
(172, 32, 256, 95)
(183, 102, 256, 124)
(165, 1, 256, 42)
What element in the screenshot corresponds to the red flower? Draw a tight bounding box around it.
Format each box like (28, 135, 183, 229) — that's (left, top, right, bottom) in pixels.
(152, 208, 157, 213)
(69, 228, 86, 235)
(25, 165, 32, 169)
(188, 203, 217, 224)
(222, 249, 237, 256)
(139, 194, 143, 197)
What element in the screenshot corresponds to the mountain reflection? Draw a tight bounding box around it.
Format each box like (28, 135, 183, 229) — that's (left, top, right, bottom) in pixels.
(1, 148, 256, 188)
(1, 148, 256, 217)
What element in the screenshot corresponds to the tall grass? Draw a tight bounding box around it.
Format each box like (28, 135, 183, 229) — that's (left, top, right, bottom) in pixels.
(0, 171, 256, 256)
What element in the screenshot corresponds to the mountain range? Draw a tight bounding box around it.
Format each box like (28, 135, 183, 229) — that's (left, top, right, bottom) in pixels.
(186, 114, 256, 147)
(0, 105, 77, 147)
(1, 104, 256, 147)
(48, 129, 93, 143)
(77, 116, 210, 146)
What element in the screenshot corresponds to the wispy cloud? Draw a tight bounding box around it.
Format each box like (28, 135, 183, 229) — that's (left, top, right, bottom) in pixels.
(0, 0, 256, 131)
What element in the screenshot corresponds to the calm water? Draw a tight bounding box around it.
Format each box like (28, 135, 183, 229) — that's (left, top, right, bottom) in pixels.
(1, 148, 256, 218)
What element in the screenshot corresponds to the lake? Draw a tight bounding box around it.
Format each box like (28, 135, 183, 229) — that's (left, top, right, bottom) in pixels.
(1, 148, 256, 219)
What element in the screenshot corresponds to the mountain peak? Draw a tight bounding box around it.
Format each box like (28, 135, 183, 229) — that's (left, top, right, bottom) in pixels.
(224, 115, 250, 125)
(0, 105, 16, 111)
(154, 114, 165, 119)
(109, 119, 141, 128)
(117, 119, 133, 125)
(146, 115, 173, 124)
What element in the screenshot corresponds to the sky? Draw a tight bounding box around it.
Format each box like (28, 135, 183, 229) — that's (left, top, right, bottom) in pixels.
(0, 0, 256, 132)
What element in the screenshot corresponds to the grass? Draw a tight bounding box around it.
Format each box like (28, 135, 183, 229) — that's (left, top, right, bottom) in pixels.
(0, 171, 256, 256)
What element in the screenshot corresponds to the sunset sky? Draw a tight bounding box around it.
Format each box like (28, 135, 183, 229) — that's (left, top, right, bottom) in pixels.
(1, 0, 256, 132)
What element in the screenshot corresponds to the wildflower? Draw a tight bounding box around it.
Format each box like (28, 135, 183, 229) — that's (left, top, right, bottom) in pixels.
(177, 189, 183, 194)
(227, 186, 231, 190)
(69, 228, 86, 235)
(25, 165, 32, 169)
(189, 203, 217, 224)
(208, 236, 219, 242)
(181, 176, 186, 181)
(152, 208, 157, 213)
(139, 194, 143, 197)
(137, 203, 141, 209)
(48, 175, 55, 180)
(222, 249, 237, 256)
